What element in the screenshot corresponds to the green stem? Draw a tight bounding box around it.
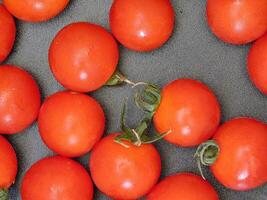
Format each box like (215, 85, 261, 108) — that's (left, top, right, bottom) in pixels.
(0, 189, 8, 200)
(105, 70, 136, 86)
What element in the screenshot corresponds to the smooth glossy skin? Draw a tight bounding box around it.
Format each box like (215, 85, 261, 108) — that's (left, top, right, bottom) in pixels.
(21, 156, 93, 200)
(211, 118, 267, 190)
(207, 0, 267, 44)
(0, 135, 17, 189)
(110, 0, 175, 51)
(0, 65, 41, 134)
(247, 34, 267, 95)
(147, 173, 219, 200)
(0, 4, 16, 63)
(3, 0, 69, 22)
(89, 133, 161, 200)
(153, 79, 221, 147)
(49, 22, 119, 92)
(38, 91, 105, 157)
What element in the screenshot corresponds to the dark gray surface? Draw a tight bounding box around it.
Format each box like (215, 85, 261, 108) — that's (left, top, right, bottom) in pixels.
(1, 0, 267, 199)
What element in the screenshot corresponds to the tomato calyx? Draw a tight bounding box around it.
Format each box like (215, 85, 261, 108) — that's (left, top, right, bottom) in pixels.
(194, 140, 220, 179)
(0, 188, 8, 200)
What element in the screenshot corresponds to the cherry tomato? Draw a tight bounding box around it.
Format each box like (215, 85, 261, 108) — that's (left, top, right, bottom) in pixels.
(247, 34, 267, 95)
(89, 133, 161, 200)
(153, 79, 221, 147)
(49, 22, 119, 92)
(0, 4, 16, 63)
(21, 156, 93, 200)
(38, 91, 105, 157)
(3, 0, 69, 22)
(206, 0, 267, 44)
(0, 65, 41, 134)
(147, 173, 219, 200)
(110, 0, 175, 51)
(0, 135, 17, 189)
(211, 118, 267, 190)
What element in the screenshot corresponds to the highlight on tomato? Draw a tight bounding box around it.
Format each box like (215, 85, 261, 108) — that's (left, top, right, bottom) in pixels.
(49, 22, 119, 92)
(21, 156, 94, 200)
(110, 0, 175, 51)
(206, 0, 267, 45)
(195, 117, 267, 191)
(0, 65, 41, 134)
(0, 135, 17, 199)
(0, 4, 16, 63)
(147, 173, 219, 200)
(153, 78, 221, 147)
(38, 91, 105, 157)
(3, 0, 70, 22)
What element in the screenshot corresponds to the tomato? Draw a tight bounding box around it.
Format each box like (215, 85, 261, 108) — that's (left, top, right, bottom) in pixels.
(211, 118, 267, 190)
(89, 133, 161, 200)
(147, 173, 219, 200)
(0, 65, 41, 134)
(21, 156, 93, 200)
(3, 0, 69, 22)
(0, 135, 17, 190)
(0, 4, 16, 63)
(49, 22, 119, 92)
(247, 34, 267, 95)
(110, 0, 175, 51)
(38, 91, 105, 157)
(206, 0, 267, 45)
(153, 79, 221, 147)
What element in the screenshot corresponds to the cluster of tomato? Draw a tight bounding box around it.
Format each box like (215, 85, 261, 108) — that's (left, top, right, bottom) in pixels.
(0, 0, 267, 200)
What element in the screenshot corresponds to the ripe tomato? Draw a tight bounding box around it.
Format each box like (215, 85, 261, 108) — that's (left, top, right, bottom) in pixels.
(110, 0, 175, 51)
(0, 135, 17, 189)
(247, 34, 267, 95)
(0, 65, 41, 134)
(206, 0, 267, 44)
(21, 156, 93, 200)
(147, 173, 219, 200)
(3, 0, 69, 22)
(89, 133, 161, 200)
(153, 79, 221, 147)
(38, 91, 105, 157)
(211, 118, 267, 190)
(0, 4, 16, 63)
(49, 22, 119, 92)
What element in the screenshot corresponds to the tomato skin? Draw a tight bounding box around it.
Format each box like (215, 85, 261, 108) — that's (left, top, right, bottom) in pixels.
(110, 0, 175, 51)
(0, 65, 41, 134)
(153, 79, 221, 147)
(247, 34, 267, 95)
(38, 91, 105, 157)
(21, 156, 93, 200)
(3, 0, 69, 22)
(0, 4, 16, 63)
(89, 133, 161, 200)
(49, 22, 119, 92)
(147, 173, 219, 200)
(207, 0, 267, 45)
(211, 118, 267, 190)
(0, 135, 17, 189)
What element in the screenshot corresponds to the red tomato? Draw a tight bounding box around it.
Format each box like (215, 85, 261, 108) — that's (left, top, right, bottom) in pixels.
(21, 156, 93, 200)
(0, 135, 17, 189)
(211, 118, 267, 190)
(38, 91, 105, 157)
(247, 34, 267, 95)
(49, 22, 119, 92)
(153, 79, 221, 147)
(0, 65, 41, 134)
(89, 133, 161, 200)
(0, 4, 16, 63)
(110, 0, 175, 51)
(206, 0, 267, 44)
(3, 0, 69, 22)
(147, 173, 219, 200)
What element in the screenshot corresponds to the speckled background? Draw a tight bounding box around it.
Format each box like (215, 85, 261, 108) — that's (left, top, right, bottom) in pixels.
(1, 0, 267, 199)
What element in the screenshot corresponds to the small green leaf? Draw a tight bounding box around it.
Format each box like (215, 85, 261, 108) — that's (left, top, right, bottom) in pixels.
(0, 189, 8, 200)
